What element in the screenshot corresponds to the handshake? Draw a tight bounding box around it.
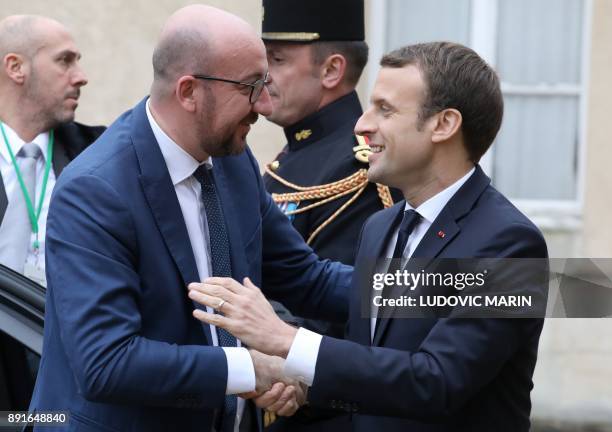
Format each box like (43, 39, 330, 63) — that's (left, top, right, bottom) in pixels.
(243, 349, 307, 417)
(188, 277, 307, 417)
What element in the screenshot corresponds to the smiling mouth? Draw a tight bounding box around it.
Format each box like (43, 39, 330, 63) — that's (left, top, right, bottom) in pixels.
(370, 144, 385, 153)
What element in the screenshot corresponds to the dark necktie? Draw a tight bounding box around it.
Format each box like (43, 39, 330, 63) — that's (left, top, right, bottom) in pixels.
(376, 210, 422, 328)
(391, 209, 422, 267)
(193, 165, 237, 432)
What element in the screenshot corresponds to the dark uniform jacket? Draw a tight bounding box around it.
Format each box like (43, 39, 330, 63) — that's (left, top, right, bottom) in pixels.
(264, 91, 395, 265)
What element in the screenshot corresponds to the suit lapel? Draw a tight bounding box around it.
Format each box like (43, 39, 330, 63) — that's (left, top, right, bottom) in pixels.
(131, 98, 212, 345)
(373, 210, 462, 345)
(353, 203, 404, 346)
(373, 166, 491, 346)
(51, 135, 71, 178)
(411, 213, 460, 261)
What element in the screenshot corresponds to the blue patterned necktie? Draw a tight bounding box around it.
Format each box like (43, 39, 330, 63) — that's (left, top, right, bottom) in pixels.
(193, 165, 237, 432)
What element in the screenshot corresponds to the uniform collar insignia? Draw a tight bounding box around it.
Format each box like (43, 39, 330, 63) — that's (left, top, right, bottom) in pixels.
(294, 129, 313, 141)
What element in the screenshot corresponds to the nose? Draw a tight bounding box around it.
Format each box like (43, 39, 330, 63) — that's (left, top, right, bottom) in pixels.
(72, 63, 88, 87)
(354, 107, 376, 136)
(253, 84, 273, 116)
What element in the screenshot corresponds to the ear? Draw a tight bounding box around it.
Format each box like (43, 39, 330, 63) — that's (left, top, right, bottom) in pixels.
(320, 53, 346, 90)
(3, 53, 27, 85)
(175, 76, 197, 113)
(431, 108, 462, 143)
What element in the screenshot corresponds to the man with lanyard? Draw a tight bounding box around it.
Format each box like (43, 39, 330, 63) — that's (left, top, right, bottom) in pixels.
(0, 15, 105, 287)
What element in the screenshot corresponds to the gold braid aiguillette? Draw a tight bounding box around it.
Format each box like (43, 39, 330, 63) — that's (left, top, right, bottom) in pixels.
(265, 140, 394, 244)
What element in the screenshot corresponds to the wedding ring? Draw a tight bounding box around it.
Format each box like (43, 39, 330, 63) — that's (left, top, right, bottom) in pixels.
(217, 299, 226, 311)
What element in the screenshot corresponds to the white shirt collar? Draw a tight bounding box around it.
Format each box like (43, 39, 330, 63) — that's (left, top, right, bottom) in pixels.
(0, 121, 50, 163)
(406, 167, 476, 223)
(145, 98, 212, 185)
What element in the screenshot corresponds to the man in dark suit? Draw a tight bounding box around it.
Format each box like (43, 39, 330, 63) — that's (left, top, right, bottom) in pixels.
(260, 2, 398, 428)
(0, 15, 104, 285)
(29, 5, 350, 432)
(190, 42, 548, 431)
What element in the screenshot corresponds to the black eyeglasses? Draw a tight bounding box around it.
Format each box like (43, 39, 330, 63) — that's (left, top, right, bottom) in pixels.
(192, 71, 269, 104)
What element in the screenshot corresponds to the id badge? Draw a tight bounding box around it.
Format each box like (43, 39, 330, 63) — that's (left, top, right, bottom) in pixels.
(24, 254, 47, 287)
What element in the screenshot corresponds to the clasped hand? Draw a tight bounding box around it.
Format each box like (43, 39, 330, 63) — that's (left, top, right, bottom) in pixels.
(188, 277, 304, 416)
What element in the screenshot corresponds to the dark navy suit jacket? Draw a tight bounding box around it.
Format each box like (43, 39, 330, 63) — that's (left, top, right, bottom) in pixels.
(29, 98, 351, 431)
(307, 166, 548, 432)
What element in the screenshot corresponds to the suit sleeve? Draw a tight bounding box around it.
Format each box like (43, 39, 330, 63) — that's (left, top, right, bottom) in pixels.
(46, 174, 227, 408)
(245, 147, 353, 323)
(306, 223, 547, 419)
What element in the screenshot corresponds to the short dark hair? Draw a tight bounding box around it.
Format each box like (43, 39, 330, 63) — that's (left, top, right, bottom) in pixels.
(311, 40, 368, 87)
(381, 42, 503, 162)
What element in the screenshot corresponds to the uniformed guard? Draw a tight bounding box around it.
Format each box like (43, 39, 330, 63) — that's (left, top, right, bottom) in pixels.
(261, 0, 399, 430)
(262, 0, 396, 268)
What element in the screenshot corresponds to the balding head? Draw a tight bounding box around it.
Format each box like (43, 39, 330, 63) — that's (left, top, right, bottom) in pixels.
(0, 15, 87, 141)
(148, 5, 272, 162)
(0, 15, 68, 60)
(152, 5, 263, 96)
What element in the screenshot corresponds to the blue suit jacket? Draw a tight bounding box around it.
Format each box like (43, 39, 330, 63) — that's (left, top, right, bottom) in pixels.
(307, 166, 548, 432)
(29, 98, 351, 431)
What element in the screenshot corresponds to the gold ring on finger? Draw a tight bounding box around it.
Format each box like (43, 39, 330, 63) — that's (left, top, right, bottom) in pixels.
(217, 299, 226, 311)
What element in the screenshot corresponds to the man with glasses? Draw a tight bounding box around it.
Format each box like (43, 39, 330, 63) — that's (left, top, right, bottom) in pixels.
(192, 72, 269, 105)
(30, 5, 351, 432)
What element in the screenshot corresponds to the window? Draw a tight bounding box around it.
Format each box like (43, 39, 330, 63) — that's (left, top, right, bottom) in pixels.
(367, 0, 591, 228)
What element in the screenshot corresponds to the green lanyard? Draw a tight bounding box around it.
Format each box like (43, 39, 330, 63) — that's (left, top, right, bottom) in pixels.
(0, 121, 54, 251)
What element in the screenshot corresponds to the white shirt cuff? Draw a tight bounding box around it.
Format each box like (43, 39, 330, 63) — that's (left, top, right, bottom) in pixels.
(283, 327, 323, 386)
(222, 347, 256, 395)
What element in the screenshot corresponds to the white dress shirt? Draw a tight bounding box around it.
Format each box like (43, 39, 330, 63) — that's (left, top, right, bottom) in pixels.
(146, 100, 255, 428)
(284, 167, 476, 386)
(0, 122, 55, 279)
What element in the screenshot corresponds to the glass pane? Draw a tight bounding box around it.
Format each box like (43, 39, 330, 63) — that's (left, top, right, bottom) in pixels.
(386, 0, 471, 50)
(0, 331, 40, 410)
(492, 95, 578, 200)
(497, 0, 583, 84)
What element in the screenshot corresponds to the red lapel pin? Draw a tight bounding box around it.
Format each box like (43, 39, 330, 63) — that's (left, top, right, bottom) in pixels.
(437, 230, 446, 238)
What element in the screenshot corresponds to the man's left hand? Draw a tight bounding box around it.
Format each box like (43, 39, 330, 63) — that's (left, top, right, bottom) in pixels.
(188, 277, 297, 357)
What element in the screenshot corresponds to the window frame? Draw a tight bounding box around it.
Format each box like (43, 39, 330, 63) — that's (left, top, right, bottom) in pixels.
(366, 0, 593, 230)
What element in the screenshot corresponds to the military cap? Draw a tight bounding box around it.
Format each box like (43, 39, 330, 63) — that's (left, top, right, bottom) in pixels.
(262, 0, 365, 42)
